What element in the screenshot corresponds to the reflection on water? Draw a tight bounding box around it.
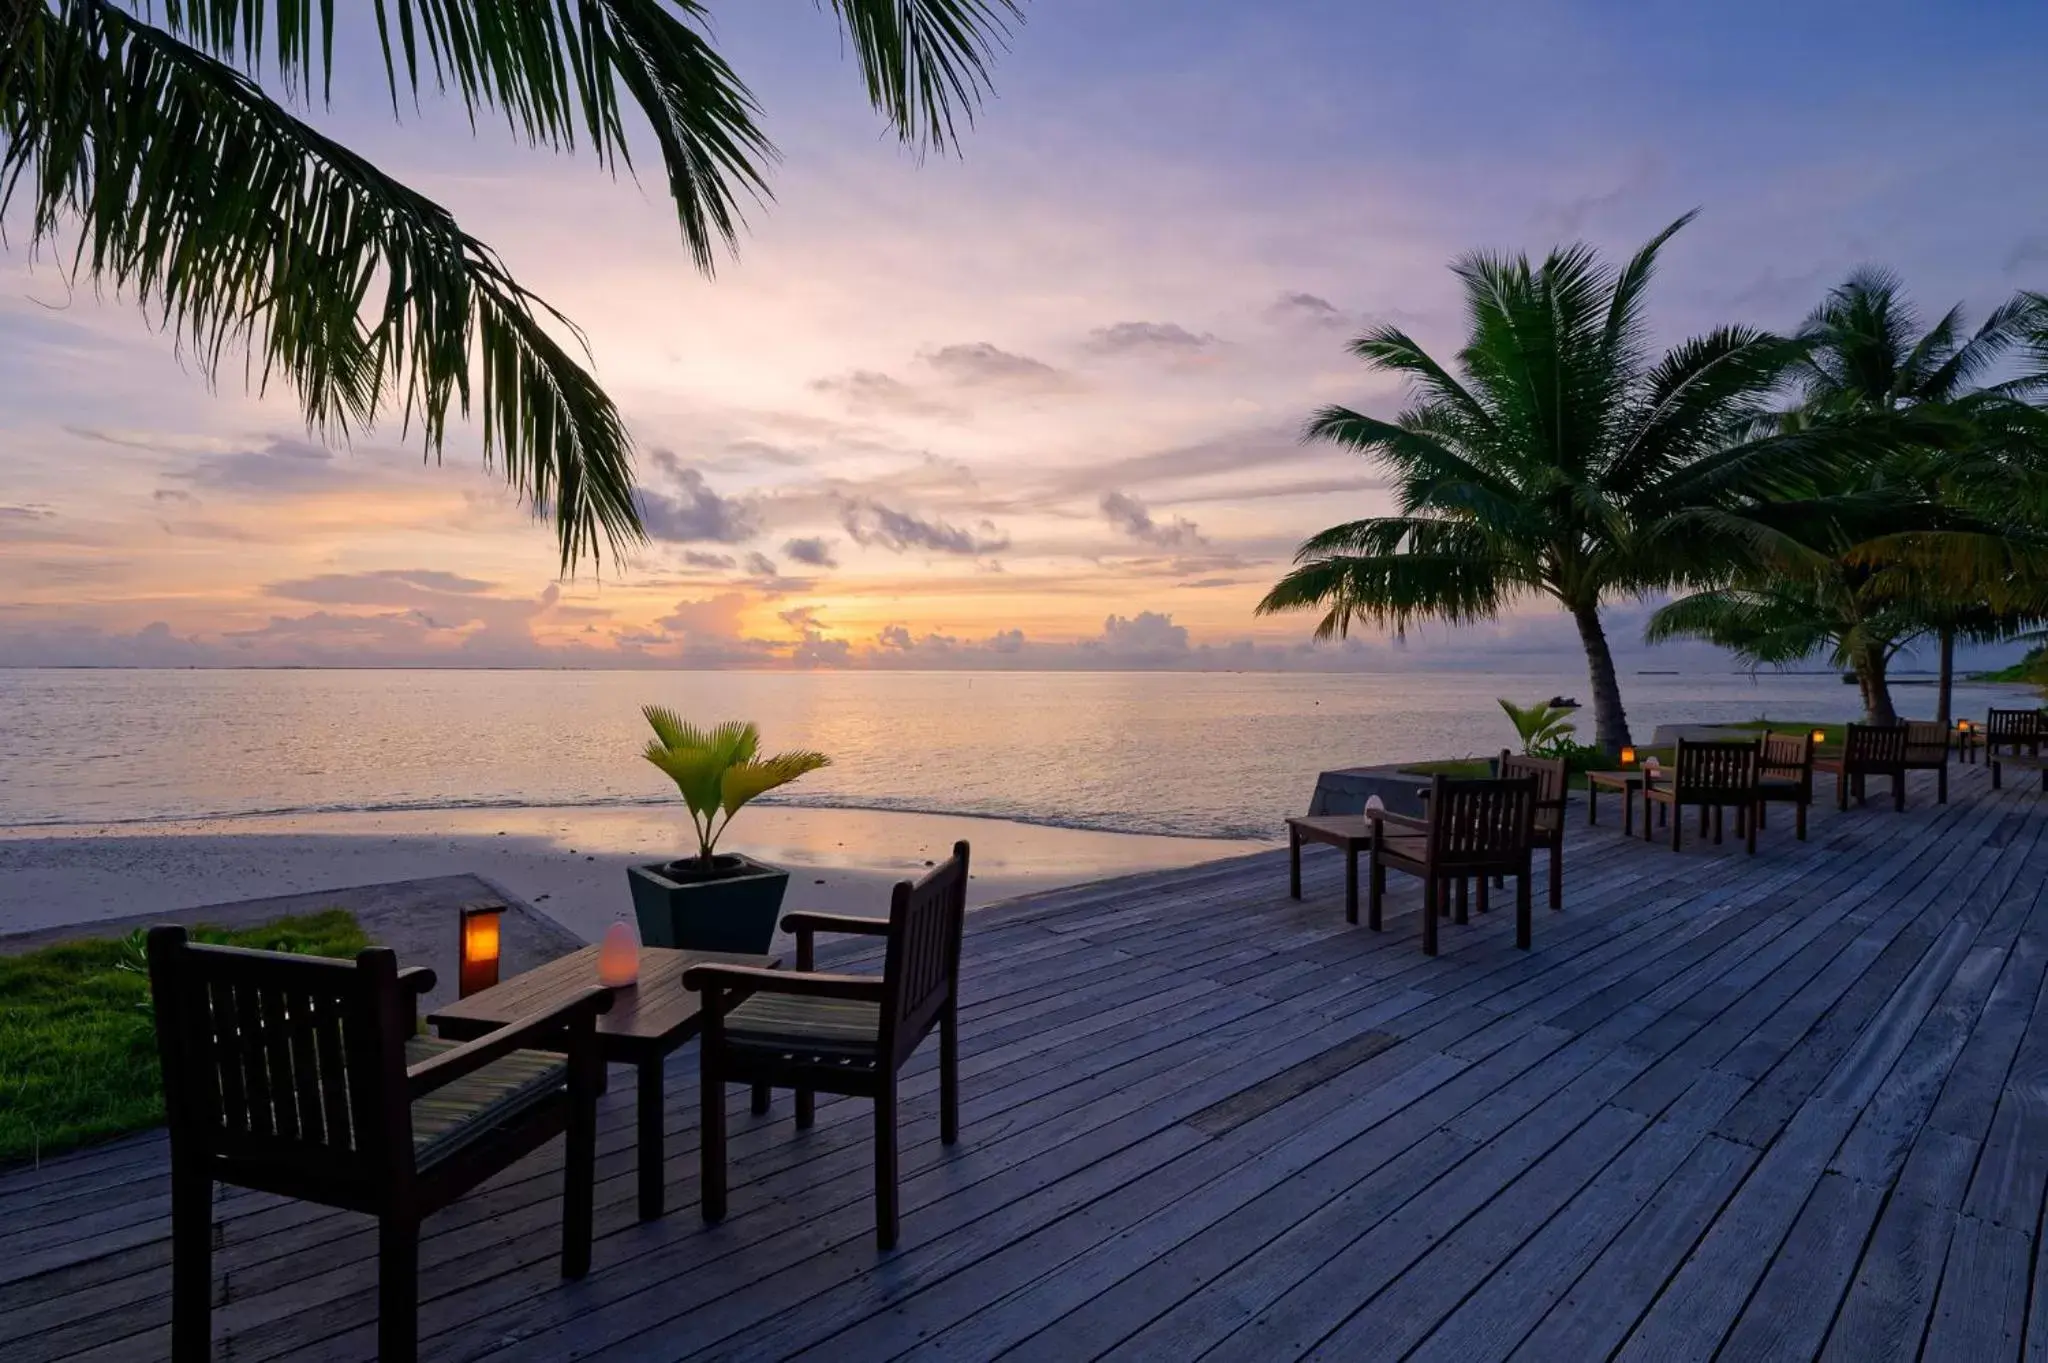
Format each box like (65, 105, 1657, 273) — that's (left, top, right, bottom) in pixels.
(0, 668, 2013, 839)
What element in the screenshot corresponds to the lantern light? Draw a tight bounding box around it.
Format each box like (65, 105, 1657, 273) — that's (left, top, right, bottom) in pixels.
(1959, 718, 1973, 733)
(599, 921, 640, 988)
(1620, 746, 1637, 766)
(1811, 728, 1828, 746)
(458, 901, 503, 999)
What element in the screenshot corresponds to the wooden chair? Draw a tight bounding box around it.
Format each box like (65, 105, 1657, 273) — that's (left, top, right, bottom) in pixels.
(1754, 731, 1815, 841)
(1903, 721, 1952, 804)
(1285, 813, 1375, 923)
(1497, 750, 1568, 911)
(1642, 739, 1762, 853)
(686, 840, 970, 1250)
(146, 926, 610, 1363)
(1985, 707, 2044, 765)
(1368, 775, 1538, 957)
(1814, 723, 1910, 811)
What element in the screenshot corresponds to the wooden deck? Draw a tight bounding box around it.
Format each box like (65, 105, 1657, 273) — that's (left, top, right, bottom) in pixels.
(7, 759, 2048, 1361)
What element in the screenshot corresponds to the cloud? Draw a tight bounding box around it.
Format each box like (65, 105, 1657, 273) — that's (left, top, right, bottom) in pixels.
(152, 488, 197, 505)
(743, 551, 779, 576)
(1083, 321, 1218, 357)
(809, 369, 958, 418)
(635, 454, 760, 543)
(265, 569, 499, 607)
(923, 342, 1071, 391)
(1100, 489, 1204, 548)
(174, 436, 349, 494)
(2006, 236, 2048, 276)
(656, 593, 749, 640)
(1096, 611, 1191, 657)
(1269, 292, 1348, 328)
(837, 497, 1009, 555)
(782, 536, 838, 567)
(876, 623, 914, 650)
(683, 550, 737, 569)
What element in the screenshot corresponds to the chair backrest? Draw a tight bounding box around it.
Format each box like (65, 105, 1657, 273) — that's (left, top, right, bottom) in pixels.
(148, 926, 412, 1184)
(1760, 731, 1813, 786)
(1673, 738, 1760, 798)
(882, 840, 970, 1059)
(1498, 750, 1567, 832)
(1903, 721, 1950, 766)
(1424, 775, 1538, 869)
(1845, 722, 1909, 769)
(1987, 708, 2042, 746)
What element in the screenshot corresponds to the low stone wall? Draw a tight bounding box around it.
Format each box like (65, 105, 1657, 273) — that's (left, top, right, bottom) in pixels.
(1308, 765, 1435, 819)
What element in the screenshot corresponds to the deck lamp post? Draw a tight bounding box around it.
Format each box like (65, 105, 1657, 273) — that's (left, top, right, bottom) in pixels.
(458, 901, 503, 998)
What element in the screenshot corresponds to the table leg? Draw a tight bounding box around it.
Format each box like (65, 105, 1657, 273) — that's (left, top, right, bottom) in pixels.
(1623, 786, 1635, 838)
(1588, 782, 1599, 826)
(638, 1058, 664, 1221)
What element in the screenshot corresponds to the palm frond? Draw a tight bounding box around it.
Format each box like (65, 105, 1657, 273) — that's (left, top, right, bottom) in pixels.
(720, 750, 831, 816)
(825, 0, 1020, 149)
(2, 1, 641, 568)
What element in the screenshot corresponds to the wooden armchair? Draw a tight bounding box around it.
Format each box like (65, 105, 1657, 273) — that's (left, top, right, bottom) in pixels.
(1368, 775, 1538, 957)
(1642, 739, 1761, 853)
(1754, 731, 1815, 840)
(1814, 723, 1909, 811)
(1985, 707, 2043, 763)
(1903, 721, 1952, 804)
(1497, 750, 1568, 910)
(686, 840, 970, 1250)
(146, 926, 610, 1363)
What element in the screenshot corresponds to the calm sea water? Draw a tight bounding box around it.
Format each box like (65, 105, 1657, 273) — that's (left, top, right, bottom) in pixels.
(0, 668, 2012, 840)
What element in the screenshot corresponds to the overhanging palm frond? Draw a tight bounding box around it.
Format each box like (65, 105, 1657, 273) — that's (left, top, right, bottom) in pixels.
(2, 2, 642, 568)
(826, 0, 1020, 148)
(1256, 518, 1512, 638)
(1645, 586, 1844, 667)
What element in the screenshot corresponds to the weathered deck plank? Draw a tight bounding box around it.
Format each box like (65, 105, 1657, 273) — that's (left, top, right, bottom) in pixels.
(6, 764, 2048, 1361)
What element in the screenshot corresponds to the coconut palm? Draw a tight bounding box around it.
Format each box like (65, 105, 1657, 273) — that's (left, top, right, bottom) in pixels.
(1780, 273, 2048, 720)
(1258, 214, 1873, 754)
(641, 708, 830, 870)
(0, 1, 1016, 569)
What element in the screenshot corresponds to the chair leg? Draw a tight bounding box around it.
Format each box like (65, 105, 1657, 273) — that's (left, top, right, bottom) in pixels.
(1838, 774, 1850, 811)
(1288, 826, 1302, 900)
(1712, 805, 1723, 845)
(1477, 876, 1491, 914)
(1671, 802, 1683, 852)
(1938, 765, 1948, 804)
(797, 1087, 816, 1130)
(1454, 876, 1469, 925)
(1700, 806, 1711, 837)
(1516, 870, 1532, 950)
(1548, 843, 1562, 911)
(752, 1083, 771, 1116)
(1796, 800, 1807, 841)
(940, 999, 960, 1146)
(170, 1164, 212, 1363)
(875, 1074, 900, 1251)
(1993, 759, 2004, 790)
(1344, 847, 1359, 925)
(378, 1217, 420, 1363)
(563, 1046, 600, 1277)
(700, 1055, 727, 1223)
(1746, 802, 1758, 855)
(1894, 774, 1906, 813)
(1422, 874, 1439, 956)
(1368, 854, 1385, 932)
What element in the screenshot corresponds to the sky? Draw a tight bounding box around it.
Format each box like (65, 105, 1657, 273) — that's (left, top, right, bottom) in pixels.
(3, 0, 2046, 672)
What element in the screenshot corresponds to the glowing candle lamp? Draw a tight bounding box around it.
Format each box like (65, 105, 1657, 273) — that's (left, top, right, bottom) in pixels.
(458, 902, 503, 999)
(1958, 719, 1973, 733)
(1620, 746, 1637, 766)
(1811, 728, 1828, 746)
(599, 921, 640, 988)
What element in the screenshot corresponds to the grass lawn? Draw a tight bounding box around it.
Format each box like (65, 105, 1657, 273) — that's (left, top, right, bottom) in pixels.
(0, 910, 369, 1166)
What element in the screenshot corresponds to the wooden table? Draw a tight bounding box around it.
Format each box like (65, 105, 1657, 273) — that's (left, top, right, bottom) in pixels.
(428, 944, 774, 1221)
(1586, 769, 1663, 836)
(1285, 815, 1376, 924)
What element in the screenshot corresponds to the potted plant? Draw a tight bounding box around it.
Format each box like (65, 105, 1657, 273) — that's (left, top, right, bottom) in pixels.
(628, 708, 831, 954)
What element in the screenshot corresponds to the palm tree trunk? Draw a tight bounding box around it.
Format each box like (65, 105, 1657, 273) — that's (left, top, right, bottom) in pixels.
(1571, 602, 1632, 754)
(1857, 643, 1899, 726)
(1936, 625, 1956, 729)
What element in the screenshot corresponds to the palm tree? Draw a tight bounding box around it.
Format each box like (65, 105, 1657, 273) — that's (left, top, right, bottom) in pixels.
(1780, 273, 2048, 720)
(0, 1, 1016, 570)
(1258, 214, 1863, 754)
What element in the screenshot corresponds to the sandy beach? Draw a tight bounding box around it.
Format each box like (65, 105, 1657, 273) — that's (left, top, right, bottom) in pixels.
(0, 803, 1273, 944)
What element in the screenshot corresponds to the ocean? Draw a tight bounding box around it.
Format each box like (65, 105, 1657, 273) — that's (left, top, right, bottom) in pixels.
(0, 667, 2011, 841)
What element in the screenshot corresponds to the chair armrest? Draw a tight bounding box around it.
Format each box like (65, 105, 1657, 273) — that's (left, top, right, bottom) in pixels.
(399, 966, 438, 996)
(780, 911, 892, 937)
(1372, 810, 1430, 833)
(683, 962, 886, 1001)
(408, 986, 612, 1099)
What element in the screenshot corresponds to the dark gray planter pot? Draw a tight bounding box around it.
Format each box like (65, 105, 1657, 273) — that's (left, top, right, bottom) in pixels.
(628, 853, 790, 955)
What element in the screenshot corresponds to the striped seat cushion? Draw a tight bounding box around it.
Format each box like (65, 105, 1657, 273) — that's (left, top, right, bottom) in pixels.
(405, 1036, 566, 1167)
(723, 993, 881, 1059)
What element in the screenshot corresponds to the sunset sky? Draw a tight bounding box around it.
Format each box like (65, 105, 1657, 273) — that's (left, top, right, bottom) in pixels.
(4, 0, 2045, 670)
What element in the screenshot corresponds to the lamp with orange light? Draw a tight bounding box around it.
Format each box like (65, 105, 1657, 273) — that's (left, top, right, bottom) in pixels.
(458, 901, 503, 998)
(1620, 745, 1637, 766)
(599, 921, 640, 988)
(1810, 728, 1828, 747)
